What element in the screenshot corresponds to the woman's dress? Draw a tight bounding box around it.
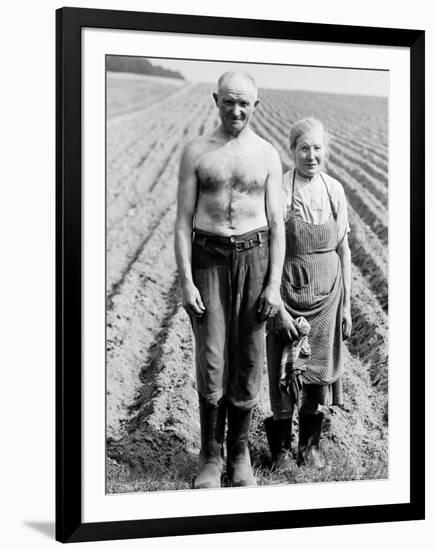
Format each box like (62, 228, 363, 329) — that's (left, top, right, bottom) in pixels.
(268, 169, 349, 409)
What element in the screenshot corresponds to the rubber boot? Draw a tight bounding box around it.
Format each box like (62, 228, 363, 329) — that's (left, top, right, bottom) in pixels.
(226, 406, 257, 487)
(193, 400, 226, 489)
(264, 416, 293, 471)
(297, 412, 325, 469)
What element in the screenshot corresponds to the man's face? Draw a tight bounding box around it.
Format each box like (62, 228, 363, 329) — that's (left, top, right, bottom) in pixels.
(213, 78, 259, 136)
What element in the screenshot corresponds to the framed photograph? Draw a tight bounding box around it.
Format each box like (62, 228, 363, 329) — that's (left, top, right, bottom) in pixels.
(56, 7, 425, 543)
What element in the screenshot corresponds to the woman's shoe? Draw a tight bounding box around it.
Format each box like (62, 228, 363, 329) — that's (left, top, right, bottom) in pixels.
(264, 416, 293, 471)
(297, 412, 325, 469)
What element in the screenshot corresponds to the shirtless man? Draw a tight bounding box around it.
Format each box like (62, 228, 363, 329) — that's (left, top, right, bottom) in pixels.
(174, 72, 285, 488)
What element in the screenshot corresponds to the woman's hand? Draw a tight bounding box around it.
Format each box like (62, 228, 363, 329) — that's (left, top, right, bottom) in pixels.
(342, 308, 352, 340)
(337, 235, 352, 340)
(274, 307, 299, 342)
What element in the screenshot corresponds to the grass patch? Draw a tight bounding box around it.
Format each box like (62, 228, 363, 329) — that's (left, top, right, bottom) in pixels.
(106, 430, 387, 494)
(106, 453, 197, 493)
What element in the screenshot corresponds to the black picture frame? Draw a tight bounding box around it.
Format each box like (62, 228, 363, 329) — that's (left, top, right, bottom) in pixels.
(56, 6, 425, 543)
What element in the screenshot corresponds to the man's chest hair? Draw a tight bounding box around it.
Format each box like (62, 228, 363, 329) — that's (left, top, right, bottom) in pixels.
(196, 147, 268, 193)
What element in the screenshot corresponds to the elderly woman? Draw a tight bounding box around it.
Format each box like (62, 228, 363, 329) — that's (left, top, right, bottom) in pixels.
(265, 117, 352, 470)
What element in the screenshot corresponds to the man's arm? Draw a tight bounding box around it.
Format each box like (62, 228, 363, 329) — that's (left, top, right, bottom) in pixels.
(174, 142, 205, 318)
(258, 147, 286, 321)
(337, 234, 352, 339)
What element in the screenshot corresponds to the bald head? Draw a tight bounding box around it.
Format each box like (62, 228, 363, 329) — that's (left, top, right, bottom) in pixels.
(217, 71, 258, 98)
(213, 71, 259, 137)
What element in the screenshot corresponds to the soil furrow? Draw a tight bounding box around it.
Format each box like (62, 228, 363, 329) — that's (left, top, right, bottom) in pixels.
(107, 202, 175, 308)
(329, 145, 388, 205)
(259, 92, 388, 166)
(107, 82, 196, 128)
(328, 164, 388, 244)
(348, 205, 388, 311)
(107, 304, 199, 479)
(106, 216, 180, 440)
(107, 86, 206, 165)
(348, 265, 388, 395)
(330, 135, 389, 181)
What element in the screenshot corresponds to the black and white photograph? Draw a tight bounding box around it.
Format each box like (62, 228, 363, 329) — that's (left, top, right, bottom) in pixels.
(2, 0, 432, 547)
(105, 55, 389, 493)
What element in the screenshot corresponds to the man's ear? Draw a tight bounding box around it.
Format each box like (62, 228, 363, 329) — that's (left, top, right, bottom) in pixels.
(254, 98, 260, 109)
(213, 92, 219, 106)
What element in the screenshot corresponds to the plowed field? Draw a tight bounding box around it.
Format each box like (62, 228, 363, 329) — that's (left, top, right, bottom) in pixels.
(106, 73, 389, 491)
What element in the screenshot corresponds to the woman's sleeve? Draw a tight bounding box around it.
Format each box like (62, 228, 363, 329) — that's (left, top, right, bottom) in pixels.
(337, 183, 351, 245)
(282, 171, 292, 220)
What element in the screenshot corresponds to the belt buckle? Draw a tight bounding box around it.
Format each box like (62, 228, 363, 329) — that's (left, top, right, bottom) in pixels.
(235, 240, 246, 251)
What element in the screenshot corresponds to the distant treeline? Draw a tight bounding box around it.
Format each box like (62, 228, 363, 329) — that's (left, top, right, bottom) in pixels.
(106, 56, 184, 80)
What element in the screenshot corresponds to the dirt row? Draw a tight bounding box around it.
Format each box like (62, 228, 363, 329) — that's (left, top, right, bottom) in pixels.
(260, 90, 388, 159)
(107, 73, 187, 119)
(347, 205, 388, 311)
(107, 83, 200, 166)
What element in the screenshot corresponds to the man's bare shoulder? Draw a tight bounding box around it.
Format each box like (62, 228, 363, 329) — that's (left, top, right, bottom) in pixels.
(249, 131, 281, 160)
(182, 131, 222, 162)
(181, 135, 207, 162)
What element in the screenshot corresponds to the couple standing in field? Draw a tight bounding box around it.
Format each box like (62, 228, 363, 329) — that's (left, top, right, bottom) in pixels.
(174, 71, 352, 488)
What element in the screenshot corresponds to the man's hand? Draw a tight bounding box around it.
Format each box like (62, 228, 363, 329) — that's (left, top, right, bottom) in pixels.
(342, 308, 352, 340)
(274, 308, 299, 342)
(182, 282, 206, 318)
(258, 284, 282, 321)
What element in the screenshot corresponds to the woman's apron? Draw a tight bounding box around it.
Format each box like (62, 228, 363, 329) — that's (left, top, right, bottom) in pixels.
(282, 171, 344, 404)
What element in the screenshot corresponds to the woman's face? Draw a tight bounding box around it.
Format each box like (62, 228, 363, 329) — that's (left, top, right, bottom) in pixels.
(293, 128, 326, 178)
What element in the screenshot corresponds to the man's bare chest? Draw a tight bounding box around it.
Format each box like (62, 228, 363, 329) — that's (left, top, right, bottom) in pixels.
(196, 147, 268, 195)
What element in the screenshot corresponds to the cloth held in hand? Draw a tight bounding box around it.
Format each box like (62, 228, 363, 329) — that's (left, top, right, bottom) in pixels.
(279, 316, 311, 406)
